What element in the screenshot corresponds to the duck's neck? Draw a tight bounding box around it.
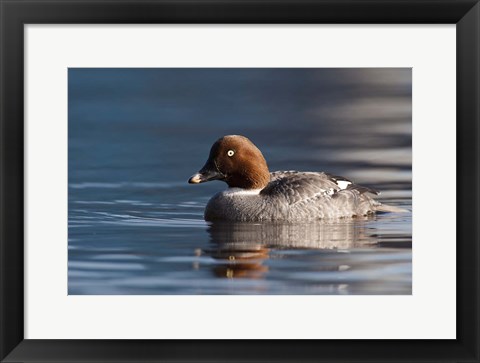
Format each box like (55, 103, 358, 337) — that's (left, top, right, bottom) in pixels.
(227, 162, 270, 190)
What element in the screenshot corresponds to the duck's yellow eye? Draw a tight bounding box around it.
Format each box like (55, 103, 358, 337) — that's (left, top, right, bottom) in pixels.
(227, 150, 235, 157)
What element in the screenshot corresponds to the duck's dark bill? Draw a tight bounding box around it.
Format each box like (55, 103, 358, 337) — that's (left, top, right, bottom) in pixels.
(188, 168, 224, 184)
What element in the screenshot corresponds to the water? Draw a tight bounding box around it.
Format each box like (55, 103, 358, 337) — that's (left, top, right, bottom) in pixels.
(68, 68, 412, 295)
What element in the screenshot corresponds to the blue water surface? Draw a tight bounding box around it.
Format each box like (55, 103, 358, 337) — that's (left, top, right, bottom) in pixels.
(68, 68, 412, 295)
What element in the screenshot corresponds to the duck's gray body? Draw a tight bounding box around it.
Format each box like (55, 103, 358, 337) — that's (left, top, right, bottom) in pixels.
(205, 171, 390, 222)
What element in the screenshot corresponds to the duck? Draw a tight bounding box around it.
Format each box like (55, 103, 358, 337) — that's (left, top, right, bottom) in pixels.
(188, 135, 406, 222)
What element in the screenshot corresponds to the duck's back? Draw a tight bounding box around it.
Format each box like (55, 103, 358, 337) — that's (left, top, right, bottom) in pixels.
(205, 171, 381, 222)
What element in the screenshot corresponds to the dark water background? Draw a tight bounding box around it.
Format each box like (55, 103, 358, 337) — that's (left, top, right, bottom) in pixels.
(68, 68, 412, 295)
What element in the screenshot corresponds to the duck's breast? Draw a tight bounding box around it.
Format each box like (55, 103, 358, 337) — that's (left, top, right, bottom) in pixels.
(204, 188, 273, 222)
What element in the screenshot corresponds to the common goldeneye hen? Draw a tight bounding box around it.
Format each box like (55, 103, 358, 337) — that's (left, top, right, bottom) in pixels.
(188, 135, 405, 222)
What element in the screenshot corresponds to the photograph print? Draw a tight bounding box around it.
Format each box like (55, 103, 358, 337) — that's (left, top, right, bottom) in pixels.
(68, 68, 412, 295)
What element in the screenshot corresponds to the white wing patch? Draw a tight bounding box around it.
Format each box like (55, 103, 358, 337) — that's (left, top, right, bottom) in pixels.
(336, 180, 352, 189)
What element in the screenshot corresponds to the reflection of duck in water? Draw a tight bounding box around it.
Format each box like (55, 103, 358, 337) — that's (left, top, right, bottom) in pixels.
(189, 135, 406, 222)
(203, 220, 379, 279)
(208, 243, 270, 279)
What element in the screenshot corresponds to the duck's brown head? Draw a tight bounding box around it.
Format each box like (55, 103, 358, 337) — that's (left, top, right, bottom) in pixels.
(188, 135, 270, 190)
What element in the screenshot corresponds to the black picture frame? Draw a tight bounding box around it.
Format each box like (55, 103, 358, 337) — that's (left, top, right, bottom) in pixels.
(1, 1, 478, 362)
